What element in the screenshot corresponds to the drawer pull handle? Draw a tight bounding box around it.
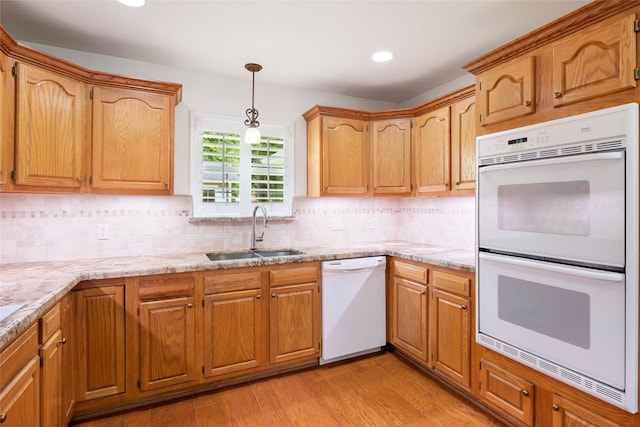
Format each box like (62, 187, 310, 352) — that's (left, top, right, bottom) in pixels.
(553, 92, 562, 99)
(552, 404, 559, 411)
(256, 295, 261, 299)
(524, 100, 531, 107)
(59, 337, 67, 345)
(461, 304, 468, 310)
(271, 293, 276, 298)
(522, 389, 529, 397)
(187, 303, 193, 308)
(0, 413, 6, 423)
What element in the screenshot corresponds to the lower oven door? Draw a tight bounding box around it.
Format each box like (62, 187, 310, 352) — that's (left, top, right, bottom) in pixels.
(478, 252, 625, 389)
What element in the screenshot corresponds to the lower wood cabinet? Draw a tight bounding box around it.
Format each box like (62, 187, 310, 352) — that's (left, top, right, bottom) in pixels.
(391, 276, 428, 361)
(551, 394, 622, 427)
(137, 274, 196, 393)
(203, 271, 266, 378)
(39, 303, 62, 427)
(479, 359, 535, 426)
(59, 293, 75, 427)
(0, 323, 40, 427)
(269, 266, 321, 364)
(75, 281, 126, 402)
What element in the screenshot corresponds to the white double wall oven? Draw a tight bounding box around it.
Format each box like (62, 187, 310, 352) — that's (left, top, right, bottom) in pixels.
(476, 103, 639, 413)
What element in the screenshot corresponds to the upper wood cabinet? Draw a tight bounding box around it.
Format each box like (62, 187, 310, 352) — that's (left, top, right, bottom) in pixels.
(414, 106, 450, 196)
(371, 118, 412, 196)
(14, 62, 88, 191)
(551, 13, 637, 107)
(0, 26, 182, 195)
(92, 86, 173, 194)
(305, 108, 370, 197)
(477, 56, 535, 126)
(450, 97, 476, 194)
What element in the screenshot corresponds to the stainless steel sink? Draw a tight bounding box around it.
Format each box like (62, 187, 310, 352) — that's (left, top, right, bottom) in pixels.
(206, 249, 304, 261)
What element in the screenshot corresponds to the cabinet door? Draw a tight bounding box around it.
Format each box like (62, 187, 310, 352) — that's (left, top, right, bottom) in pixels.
(0, 356, 40, 427)
(75, 285, 126, 401)
(372, 118, 412, 196)
(203, 289, 265, 378)
(479, 359, 534, 426)
(414, 107, 450, 195)
(321, 116, 369, 196)
(551, 394, 622, 427)
(450, 97, 476, 193)
(39, 329, 62, 427)
(60, 293, 75, 426)
(0, 50, 13, 190)
(91, 86, 173, 194)
(139, 297, 195, 392)
(391, 277, 428, 361)
(552, 14, 636, 107)
(14, 62, 87, 189)
(269, 283, 320, 364)
(478, 56, 535, 126)
(429, 289, 470, 388)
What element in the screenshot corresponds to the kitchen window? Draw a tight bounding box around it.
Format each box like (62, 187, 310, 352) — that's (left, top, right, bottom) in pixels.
(191, 113, 293, 218)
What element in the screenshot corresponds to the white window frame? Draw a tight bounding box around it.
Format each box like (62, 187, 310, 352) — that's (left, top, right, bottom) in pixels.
(190, 113, 294, 218)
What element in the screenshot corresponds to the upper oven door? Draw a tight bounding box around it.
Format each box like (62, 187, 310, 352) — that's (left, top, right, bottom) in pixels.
(478, 151, 625, 268)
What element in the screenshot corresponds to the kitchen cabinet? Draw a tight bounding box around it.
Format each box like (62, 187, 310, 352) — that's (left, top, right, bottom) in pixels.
(390, 259, 429, 362)
(429, 269, 471, 390)
(39, 303, 62, 427)
(14, 62, 88, 192)
(59, 293, 75, 427)
(479, 359, 535, 426)
(551, 394, 622, 427)
(0, 26, 182, 195)
(305, 108, 370, 197)
(371, 118, 412, 196)
(91, 86, 173, 195)
(477, 56, 535, 127)
(0, 49, 13, 191)
(413, 106, 450, 196)
(0, 323, 40, 427)
(203, 270, 266, 378)
(269, 265, 321, 364)
(137, 274, 195, 392)
(450, 97, 476, 194)
(75, 281, 126, 402)
(551, 13, 636, 108)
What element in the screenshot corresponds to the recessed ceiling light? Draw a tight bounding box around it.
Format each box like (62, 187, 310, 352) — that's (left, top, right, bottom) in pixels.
(372, 51, 393, 63)
(117, 0, 145, 7)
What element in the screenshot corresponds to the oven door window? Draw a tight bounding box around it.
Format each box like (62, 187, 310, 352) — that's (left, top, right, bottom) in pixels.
(478, 151, 625, 268)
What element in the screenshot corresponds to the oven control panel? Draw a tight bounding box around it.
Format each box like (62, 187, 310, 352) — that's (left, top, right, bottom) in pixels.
(477, 104, 633, 159)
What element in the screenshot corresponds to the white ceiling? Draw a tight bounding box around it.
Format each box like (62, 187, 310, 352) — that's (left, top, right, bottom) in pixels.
(0, 0, 590, 103)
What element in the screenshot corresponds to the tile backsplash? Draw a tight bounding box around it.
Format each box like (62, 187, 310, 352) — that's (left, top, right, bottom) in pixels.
(0, 194, 474, 264)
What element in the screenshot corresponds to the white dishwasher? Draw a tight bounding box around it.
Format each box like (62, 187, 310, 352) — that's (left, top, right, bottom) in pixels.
(320, 256, 386, 365)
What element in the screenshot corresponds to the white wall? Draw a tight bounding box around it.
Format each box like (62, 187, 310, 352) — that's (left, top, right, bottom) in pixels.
(23, 42, 402, 197)
(400, 73, 475, 109)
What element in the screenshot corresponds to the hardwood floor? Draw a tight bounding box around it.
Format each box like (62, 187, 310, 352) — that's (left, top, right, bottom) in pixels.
(71, 352, 507, 427)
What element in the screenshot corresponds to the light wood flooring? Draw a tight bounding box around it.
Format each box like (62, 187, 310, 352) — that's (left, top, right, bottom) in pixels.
(72, 352, 507, 427)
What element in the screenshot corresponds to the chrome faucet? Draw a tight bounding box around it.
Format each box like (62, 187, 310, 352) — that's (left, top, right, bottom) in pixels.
(250, 205, 268, 250)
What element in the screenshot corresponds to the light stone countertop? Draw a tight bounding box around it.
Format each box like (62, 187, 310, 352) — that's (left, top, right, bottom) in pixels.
(0, 241, 475, 350)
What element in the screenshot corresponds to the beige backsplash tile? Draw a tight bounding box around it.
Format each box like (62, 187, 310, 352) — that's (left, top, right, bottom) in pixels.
(0, 194, 475, 264)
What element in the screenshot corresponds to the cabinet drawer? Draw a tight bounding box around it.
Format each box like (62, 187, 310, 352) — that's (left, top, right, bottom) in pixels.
(1, 322, 38, 390)
(432, 270, 470, 297)
(39, 302, 61, 344)
(204, 271, 262, 294)
(480, 359, 534, 426)
(138, 275, 195, 300)
(393, 259, 428, 284)
(270, 265, 319, 287)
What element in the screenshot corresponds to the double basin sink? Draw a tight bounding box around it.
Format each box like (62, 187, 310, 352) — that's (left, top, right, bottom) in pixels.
(206, 249, 304, 262)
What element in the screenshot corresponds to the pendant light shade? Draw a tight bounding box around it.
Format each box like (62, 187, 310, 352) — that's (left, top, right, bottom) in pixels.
(244, 63, 262, 144)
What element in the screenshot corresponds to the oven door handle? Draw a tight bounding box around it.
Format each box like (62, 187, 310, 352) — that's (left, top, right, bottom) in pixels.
(478, 151, 624, 173)
(478, 252, 624, 282)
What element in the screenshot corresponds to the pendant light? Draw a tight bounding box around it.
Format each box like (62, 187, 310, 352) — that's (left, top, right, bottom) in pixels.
(244, 63, 262, 144)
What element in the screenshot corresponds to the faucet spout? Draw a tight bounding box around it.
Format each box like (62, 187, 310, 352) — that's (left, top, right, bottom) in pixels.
(250, 205, 268, 251)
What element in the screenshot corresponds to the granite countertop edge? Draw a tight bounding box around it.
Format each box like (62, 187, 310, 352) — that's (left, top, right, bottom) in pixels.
(0, 241, 474, 350)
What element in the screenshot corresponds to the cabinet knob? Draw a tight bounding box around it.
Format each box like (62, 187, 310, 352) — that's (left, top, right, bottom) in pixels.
(187, 303, 193, 308)
(162, 181, 169, 187)
(256, 295, 261, 299)
(522, 389, 529, 397)
(59, 337, 67, 345)
(461, 304, 468, 310)
(0, 413, 6, 423)
(271, 293, 276, 298)
(524, 101, 531, 107)
(455, 182, 460, 187)
(77, 177, 83, 183)
(552, 404, 560, 411)
(553, 92, 562, 99)
(421, 290, 426, 295)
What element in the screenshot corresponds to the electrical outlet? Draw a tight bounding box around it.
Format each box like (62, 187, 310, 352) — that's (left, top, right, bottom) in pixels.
(97, 224, 109, 240)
